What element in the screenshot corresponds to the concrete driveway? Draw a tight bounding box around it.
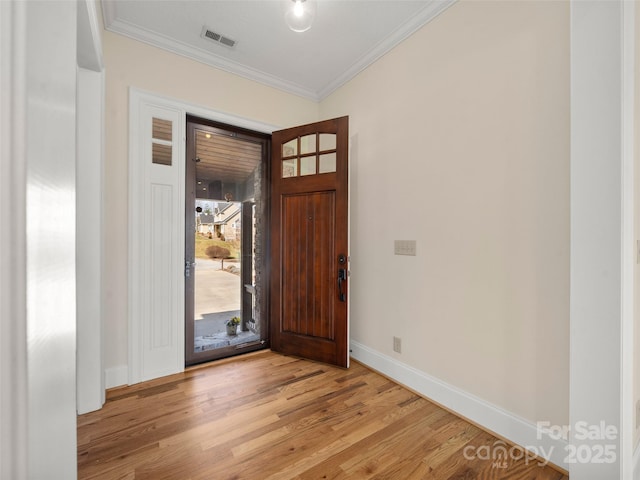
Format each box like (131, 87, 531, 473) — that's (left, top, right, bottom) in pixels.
(191, 258, 259, 351)
(194, 258, 240, 319)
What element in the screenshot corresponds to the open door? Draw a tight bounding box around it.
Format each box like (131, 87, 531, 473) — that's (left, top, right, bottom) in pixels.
(270, 116, 349, 367)
(185, 116, 270, 366)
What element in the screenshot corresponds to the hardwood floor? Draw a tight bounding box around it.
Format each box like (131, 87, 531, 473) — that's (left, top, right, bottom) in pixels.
(78, 351, 568, 479)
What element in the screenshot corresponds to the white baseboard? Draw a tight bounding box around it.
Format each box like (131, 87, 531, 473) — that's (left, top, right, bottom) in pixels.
(104, 365, 128, 389)
(350, 341, 568, 471)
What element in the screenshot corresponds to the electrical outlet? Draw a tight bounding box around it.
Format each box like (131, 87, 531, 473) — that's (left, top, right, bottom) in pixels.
(393, 336, 402, 353)
(394, 240, 416, 256)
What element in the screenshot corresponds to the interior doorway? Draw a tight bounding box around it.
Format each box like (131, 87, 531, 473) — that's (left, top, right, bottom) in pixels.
(185, 116, 270, 366)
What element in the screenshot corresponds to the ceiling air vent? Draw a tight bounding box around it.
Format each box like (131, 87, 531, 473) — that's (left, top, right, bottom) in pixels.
(201, 26, 237, 49)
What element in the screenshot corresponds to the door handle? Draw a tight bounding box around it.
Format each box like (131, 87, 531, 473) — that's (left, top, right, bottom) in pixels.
(338, 268, 347, 302)
(185, 260, 196, 278)
(337, 254, 347, 302)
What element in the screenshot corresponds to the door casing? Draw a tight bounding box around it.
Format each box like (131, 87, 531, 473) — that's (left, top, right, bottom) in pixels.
(128, 90, 278, 384)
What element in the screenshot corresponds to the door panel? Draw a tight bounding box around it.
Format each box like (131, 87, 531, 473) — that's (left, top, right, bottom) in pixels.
(270, 116, 349, 367)
(281, 192, 335, 339)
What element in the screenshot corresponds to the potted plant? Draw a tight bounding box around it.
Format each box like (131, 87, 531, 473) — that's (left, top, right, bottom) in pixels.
(226, 316, 240, 336)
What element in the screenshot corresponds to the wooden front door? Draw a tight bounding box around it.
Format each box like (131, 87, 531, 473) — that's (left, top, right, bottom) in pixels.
(270, 116, 349, 367)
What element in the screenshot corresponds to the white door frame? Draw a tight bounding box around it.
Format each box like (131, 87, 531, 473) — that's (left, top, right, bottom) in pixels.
(76, 0, 105, 415)
(0, 2, 29, 476)
(128, 88, 278, 384)
(570, 1, 635, 478)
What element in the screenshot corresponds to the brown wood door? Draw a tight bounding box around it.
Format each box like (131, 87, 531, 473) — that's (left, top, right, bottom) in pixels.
(270, 116, 349, 367)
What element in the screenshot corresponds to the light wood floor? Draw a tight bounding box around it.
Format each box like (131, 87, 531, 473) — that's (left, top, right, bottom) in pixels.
(78, 351, 568, 479)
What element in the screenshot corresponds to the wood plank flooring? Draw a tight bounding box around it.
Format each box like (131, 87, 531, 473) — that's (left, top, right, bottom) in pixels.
(78, 351, 569, 479)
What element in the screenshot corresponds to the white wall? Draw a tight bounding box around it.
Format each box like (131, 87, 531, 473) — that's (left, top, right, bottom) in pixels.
(26, 1, 79, 476)
(102, 28, 319, 378)
(0, 1, 79, 478)
(635, 0, 640, 455)
(321, 0, 569, 430)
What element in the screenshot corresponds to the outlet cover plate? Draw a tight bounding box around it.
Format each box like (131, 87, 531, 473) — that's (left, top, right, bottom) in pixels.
(393, 336, 401, 353)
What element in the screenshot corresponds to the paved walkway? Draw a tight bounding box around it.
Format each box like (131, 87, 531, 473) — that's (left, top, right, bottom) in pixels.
(194, 260, 240, 320)
(192, 258, 258, 352)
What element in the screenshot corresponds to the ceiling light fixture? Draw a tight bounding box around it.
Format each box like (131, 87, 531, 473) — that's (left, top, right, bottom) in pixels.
(284, 0, 316, 33)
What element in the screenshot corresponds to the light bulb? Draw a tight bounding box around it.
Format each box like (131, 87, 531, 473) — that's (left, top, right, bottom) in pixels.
(284, 0, 316, 33)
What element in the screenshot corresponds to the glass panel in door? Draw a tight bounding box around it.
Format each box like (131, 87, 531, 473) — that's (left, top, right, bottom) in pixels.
(185, 119, 268, 365)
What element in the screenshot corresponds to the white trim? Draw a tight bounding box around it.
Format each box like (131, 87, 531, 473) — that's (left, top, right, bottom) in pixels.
(317, 0, 456, 100)
(622, 2, 636, 478)
(346, 135, 355, 370)
(127, 89, 278, 386)
(76, 67, 106, 415)
(0, 1, 28, 477)
(570, 1, 629, 477)
(76, 0, 105, 415)
(105, 17, 317, 100)
(350, 341, 568, 470)
(131, 88, 280, 134)
(128, 90, 143, 385)
(100, 0, 116, 28)
(102, 1, 455, 102)
(105, 366, 128, 390)
(152, 138, 172, 147)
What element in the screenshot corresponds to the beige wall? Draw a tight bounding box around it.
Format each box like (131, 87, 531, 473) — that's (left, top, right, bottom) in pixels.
(102, 30, 319, 370)
(320, 1, 569, 426)
(104, 0, 570, 429)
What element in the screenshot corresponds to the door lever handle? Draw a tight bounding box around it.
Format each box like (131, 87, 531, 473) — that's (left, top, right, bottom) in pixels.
(185, 260, 195, 278)
(338, 268, 347, 302)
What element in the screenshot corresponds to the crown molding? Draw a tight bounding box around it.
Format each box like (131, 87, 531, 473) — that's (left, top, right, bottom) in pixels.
(103, 15, 320, 101)
(101, 0, 457, 103)
(317, 0, 457, 100)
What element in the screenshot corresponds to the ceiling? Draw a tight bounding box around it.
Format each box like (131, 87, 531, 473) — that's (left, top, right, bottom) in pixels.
(101, 0, 455, 101)
(194, 128, 262, 188)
